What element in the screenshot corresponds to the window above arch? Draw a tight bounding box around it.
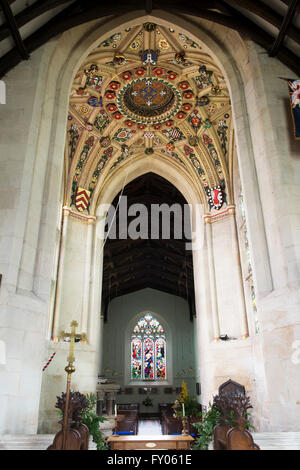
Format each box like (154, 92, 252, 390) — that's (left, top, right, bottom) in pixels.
(131, 313, 166, 381)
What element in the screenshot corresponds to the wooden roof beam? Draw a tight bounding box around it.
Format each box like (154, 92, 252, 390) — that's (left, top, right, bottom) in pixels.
(146, 0, 152, 14)
(221, 0, 300, 45)
(0, 0, 29, 60)
(105, 238, 190, 250)
(209, 0, 300, 76)
(0, 0, 14, 9)
(103, 260, 193, 280)
(104, 244, 193, 265)
(103, 267, 194, 289)
(0, 0, 73, 42)
(102, 277, 193, 302)
(280, 0, 300, 11)
(1, 0, 299, 78)
(269, 0, 299, 57)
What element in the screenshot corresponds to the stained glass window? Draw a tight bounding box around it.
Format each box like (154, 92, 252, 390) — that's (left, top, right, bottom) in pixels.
(131, 338, 142, 379)
(131, 313, 166, 380)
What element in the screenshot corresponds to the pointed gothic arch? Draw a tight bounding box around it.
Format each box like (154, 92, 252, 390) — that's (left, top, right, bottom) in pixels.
(36, 13, 267, 432)
(8, 10, 281, 433)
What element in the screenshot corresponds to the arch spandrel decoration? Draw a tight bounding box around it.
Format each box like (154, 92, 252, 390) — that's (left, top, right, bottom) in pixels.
(65, 23, 234, 214)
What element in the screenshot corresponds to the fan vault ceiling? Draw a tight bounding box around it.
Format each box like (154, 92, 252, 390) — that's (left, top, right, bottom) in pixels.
(67, 22, 233, 214)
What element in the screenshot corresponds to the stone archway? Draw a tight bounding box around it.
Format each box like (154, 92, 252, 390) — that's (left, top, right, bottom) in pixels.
(4, 9, 298, 435)
(39, 13, 260, 432)
(36, 14, 260, 433)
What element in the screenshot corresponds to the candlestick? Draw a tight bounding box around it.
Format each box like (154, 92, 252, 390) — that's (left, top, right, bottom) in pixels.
(181, 415, 188, 435)
(58, 320, 88, 449)
(114, 416, 119, 437)
(182, 402, 185, 417)
(115, 404, 117, 417)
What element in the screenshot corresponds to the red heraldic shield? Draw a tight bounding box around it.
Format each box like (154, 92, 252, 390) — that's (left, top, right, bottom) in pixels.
(208, 186, 223, 210)
(75, 187, 91, 212)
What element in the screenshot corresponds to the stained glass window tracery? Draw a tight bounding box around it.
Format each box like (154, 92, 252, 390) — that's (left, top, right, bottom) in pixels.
(131, 313, 166, 380)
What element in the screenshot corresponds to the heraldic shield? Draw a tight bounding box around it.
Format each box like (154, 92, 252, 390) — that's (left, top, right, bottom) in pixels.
(75, 187, 90, 212)
(208, 186, 223, 210)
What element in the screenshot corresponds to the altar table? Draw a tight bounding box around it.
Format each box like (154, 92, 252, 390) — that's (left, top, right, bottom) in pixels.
(107, 434, 194, 450)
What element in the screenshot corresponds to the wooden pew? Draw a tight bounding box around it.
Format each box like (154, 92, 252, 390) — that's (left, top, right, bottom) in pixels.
(47, 391, 89, 450)
(213, 380, 260, 451)
(116, 404, 139, 435)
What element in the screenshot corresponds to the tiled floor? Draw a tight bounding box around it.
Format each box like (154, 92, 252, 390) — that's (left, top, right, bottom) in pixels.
(138, 419, 163, 436)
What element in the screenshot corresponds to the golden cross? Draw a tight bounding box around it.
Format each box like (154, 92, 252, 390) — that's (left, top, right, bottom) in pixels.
(59, 320, 87, 364)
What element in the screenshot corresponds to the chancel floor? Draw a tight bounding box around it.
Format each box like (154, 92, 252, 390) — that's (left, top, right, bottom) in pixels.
(1, 432, 300, 450)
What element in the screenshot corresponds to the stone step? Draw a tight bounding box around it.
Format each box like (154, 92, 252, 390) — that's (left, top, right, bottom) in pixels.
(0, 434, 97, 450)
(2, 432, 300, 450)
(253, 432, 300, 450)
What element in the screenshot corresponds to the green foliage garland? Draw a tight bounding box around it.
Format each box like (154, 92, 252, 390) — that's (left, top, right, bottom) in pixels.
(192, 403, 221, 450)
(192, 404, 255, 450)
(80, 393, 107, 450)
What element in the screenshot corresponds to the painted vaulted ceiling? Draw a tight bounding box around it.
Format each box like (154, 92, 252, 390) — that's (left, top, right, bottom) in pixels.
(66, 22, 233, 213)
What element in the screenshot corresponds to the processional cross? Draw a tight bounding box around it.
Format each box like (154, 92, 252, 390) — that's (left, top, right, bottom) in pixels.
(59, 321, 87, 449)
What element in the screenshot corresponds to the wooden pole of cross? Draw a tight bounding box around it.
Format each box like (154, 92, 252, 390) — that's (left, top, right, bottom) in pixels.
(59, 320, 87, 449)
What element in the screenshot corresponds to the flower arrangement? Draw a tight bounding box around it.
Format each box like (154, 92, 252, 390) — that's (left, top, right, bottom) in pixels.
(172, 380, 201, 418)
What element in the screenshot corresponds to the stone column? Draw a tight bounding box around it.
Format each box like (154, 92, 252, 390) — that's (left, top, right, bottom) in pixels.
(52, 206, 70, 340)
(229, 207, 249, 338)
(89, 214, 106, 345)
(98, 314, 105, 376)
(106, 392, 114, 416)
(96, 383, 120, 416)
(97, 390, 105, 416)
(81, 220, 95, 335)
(205, 220, 220, 340)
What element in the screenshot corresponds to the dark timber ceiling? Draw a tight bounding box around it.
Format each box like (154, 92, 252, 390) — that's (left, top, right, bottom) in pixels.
(0, 0, 299, 78)
(102, 173, 195, 321)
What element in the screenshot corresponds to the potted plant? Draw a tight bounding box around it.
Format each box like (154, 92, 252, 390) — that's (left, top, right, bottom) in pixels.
(80, 393, 108, 450)
(192, 403, 221, 450)
(192, 399, 256, 450)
